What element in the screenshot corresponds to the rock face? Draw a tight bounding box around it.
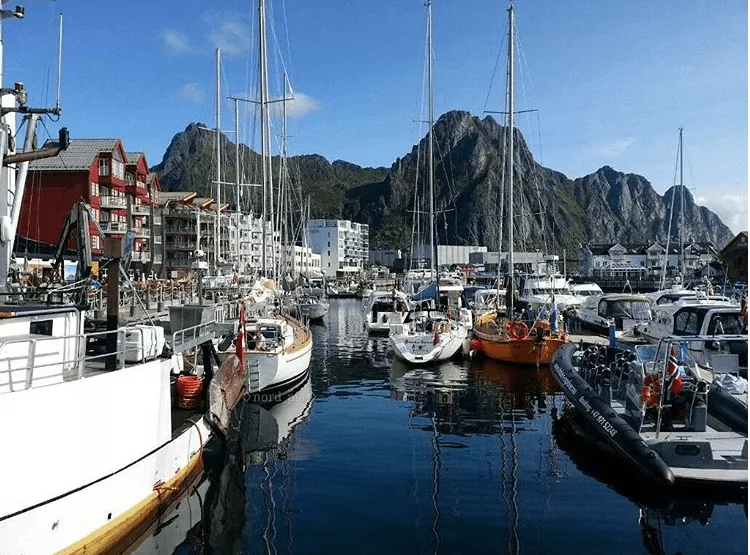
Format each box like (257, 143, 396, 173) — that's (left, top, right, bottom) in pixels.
(153, 112, 734, 253)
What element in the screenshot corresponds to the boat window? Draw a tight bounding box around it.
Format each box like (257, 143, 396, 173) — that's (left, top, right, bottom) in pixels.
(598, 300, 609, 318)
(708, 313, 744, 335)
(674, 310, 698, 335)
(30, 319, 53, 336)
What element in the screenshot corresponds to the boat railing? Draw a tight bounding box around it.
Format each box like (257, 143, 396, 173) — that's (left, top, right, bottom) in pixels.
(0, 326, 161, 394)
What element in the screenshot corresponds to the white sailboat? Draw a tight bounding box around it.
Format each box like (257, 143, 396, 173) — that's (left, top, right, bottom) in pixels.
(217, 0, 312, 393)
(389, 0, 468, 365)
(0, 12, 245, 554)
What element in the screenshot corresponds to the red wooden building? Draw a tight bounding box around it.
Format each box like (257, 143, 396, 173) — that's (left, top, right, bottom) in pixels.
(20, 139, 160, 272)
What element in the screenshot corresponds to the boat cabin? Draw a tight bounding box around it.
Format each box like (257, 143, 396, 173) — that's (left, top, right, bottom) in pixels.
(579, 293, 651, 335)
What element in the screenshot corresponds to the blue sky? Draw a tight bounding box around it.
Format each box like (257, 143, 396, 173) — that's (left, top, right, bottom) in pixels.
(5, 0, 748, 233)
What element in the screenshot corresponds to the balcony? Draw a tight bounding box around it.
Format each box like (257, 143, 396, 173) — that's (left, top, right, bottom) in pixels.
(101, 222, 127, 233)
(131, 251, 151, 262)
(166, 242, 195, 251)
(152, 254, 163, 264)
(165, 226, 197, 235)
(132, 204, 150, 216)
(134, 227, 150, 238)
(100, 196, 126, 209)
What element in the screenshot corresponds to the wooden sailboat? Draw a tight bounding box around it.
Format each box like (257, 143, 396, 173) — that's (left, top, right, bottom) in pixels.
(471, 4, 566, 366)
(389, 0, 468, 365)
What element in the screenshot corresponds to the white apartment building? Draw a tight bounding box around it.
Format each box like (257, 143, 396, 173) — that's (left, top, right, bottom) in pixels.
(307, 219, 369, 277)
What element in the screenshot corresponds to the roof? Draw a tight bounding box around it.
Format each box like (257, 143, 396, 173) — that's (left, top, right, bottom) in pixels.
(125, 152, 145, 165)
(29, 139, 119, 171)
(157, 191, 196, 204)
(585, 242, 682, 256)
(193, 197, 215, 209)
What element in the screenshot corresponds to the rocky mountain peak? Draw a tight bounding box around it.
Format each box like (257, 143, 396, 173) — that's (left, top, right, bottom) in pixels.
(153, 111, 735, 253)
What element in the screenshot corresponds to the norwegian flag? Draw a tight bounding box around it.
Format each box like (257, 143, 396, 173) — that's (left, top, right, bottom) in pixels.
(666, 349, 679, 377)
(666, 348, 683, 395)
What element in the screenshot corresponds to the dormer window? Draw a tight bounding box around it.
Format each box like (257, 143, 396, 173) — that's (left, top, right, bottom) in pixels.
(98, 158, 110, 177)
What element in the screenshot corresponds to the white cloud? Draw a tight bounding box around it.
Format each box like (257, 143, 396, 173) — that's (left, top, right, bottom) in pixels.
(694, 193, 748, 234)
(592, 137, 636, 158)
(204, 14, 250, 57)
(270, 92, 320, 119)
(179, 84, 204, 104)
(163, 29, 192, 54)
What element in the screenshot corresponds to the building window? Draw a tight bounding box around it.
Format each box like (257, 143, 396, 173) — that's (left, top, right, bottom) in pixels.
(98, 158, 110, 177)
(90, 182, 99, 197)
(112, 158, 124, 180)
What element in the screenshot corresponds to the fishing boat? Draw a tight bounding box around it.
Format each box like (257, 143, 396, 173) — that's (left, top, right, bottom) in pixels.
(388, 0, 468, 365)
(0, 12, 245, 552)
(470, 4, 566, 366)
(551, 337, 748, 488)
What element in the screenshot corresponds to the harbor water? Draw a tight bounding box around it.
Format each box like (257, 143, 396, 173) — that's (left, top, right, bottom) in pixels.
(136, 299, 747, 555)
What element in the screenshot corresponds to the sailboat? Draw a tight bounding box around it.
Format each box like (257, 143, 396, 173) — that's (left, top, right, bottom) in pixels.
(388, 0, 468, 365)
(471, 3, 567, 366)
(0, 11, 245, 554)
(217, 0, 312, 393)
(297, 200, 329, 321)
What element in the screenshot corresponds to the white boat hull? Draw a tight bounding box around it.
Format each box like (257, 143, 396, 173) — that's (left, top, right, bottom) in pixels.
(299, 301, 329, 320)
(389, 323, 468, 365)
(0, 358, 210, 555)
(246, 340, 312, 395)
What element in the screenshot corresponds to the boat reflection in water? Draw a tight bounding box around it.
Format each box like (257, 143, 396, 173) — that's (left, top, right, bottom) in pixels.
(389, 357, 564, 555)
(553, 408, 748, 555)
(132, 375, 314, 554)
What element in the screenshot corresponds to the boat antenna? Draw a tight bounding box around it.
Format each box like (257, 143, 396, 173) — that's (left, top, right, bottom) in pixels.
(54, 12, 62, 115)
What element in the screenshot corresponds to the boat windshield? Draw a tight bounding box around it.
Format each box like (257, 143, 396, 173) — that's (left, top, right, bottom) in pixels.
(530, 287, 571, 295)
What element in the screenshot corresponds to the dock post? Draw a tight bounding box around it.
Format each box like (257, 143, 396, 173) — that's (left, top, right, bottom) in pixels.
(157, 283, 165, 312)
(104, 238, 122, 370)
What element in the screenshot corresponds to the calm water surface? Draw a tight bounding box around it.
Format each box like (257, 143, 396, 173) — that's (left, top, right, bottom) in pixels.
(137, 299, 747, 555)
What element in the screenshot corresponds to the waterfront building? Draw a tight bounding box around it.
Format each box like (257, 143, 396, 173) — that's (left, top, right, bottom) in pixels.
(718, 231, 748, 281)
(20, 139, 160, 274)
(579, 241, 717, 280)
(307, 219, 369, 277)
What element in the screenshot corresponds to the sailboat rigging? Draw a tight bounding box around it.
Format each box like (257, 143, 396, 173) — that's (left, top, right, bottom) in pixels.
(470, 3, 567, 366)
(388, 0, 469, 365)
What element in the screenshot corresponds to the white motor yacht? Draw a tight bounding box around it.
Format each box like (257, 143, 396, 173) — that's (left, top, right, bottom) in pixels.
(362, 289, 411, 334)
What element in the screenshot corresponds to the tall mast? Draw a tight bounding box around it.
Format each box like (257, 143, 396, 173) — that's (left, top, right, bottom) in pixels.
(280, 76, 288, 279)
(678, 126, 684, 279)
(234, 97, 241, 272)
(426, 0, 439, 308)
(507, 4, 515, 318)
(259, 0, 271, 277)
(214, 48, 221, 273)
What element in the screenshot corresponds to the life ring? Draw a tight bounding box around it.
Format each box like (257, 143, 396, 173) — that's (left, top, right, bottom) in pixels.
(641, 374, 661, 408)
(505, 320, 529, 340)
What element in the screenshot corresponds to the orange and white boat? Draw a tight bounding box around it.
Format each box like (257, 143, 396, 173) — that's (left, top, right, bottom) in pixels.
(472, 312, 567, 366)
(469, 4, 568, 367)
